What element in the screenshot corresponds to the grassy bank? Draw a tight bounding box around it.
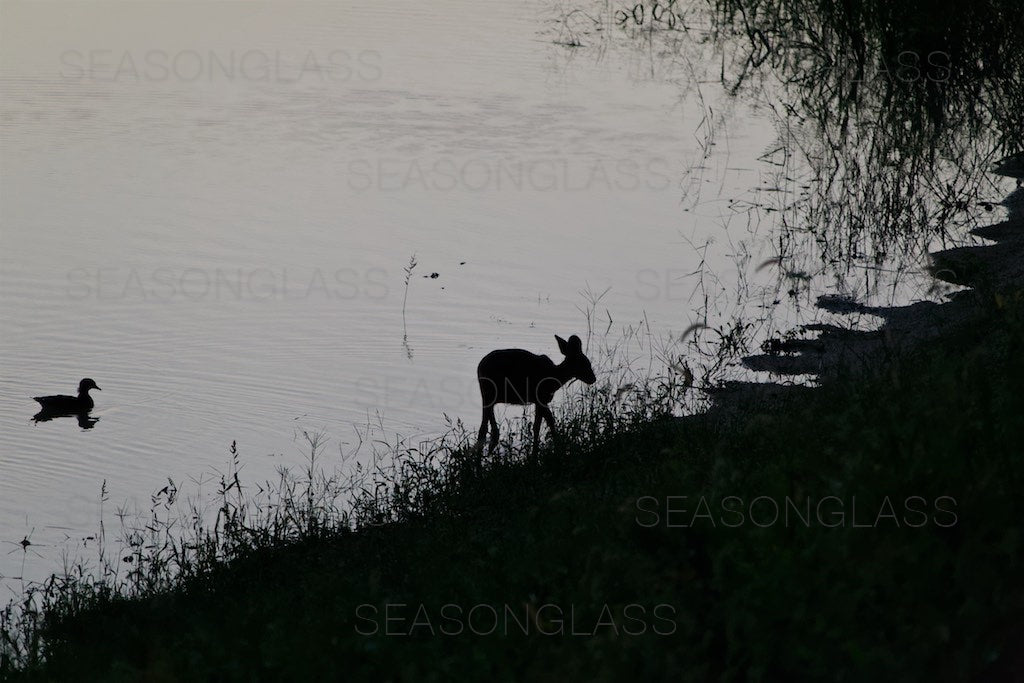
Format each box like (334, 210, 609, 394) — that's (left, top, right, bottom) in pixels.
(3, 288, 1022, 681)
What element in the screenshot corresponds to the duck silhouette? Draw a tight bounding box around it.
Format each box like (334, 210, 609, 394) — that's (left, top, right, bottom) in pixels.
(32, 379, 101, 428)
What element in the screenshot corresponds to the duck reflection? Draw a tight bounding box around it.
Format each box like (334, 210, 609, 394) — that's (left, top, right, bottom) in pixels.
(31, 408, 100, 430)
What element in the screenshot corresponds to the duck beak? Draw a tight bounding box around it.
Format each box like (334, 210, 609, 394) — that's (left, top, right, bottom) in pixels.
(95, 386, 102, 391)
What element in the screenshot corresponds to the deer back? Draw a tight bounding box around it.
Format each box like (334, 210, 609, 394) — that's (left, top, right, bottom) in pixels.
(478, 349, 561, 406)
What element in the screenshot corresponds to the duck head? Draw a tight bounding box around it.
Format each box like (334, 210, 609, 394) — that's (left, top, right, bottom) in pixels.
(79, 378, 101, 394)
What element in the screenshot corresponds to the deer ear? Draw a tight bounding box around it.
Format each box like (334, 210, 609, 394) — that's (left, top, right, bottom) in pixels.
(568, 335, 583, 353)
(555, 335, 569, 354)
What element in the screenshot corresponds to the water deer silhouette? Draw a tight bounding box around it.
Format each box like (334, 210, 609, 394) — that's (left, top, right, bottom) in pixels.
(476, 334, 596, 457)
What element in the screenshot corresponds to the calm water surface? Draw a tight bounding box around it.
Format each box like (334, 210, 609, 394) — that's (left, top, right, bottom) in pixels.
(0, 0, 951, 586)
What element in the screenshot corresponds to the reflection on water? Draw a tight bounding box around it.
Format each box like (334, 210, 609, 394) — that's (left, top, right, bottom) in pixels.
(32, 410, 100, 431)
(561, 0, 1022, 389)
(0, 0, 1020, 587)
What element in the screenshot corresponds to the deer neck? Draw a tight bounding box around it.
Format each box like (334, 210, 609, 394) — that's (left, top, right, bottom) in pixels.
(550, 360, 575, 387)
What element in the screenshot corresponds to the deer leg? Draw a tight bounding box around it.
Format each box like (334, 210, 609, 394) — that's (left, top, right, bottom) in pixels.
(487, 408, 499, 455)
(476, 407, 490, 455)
(539, 405, 557, 439)
(532, 407, 543, 456)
